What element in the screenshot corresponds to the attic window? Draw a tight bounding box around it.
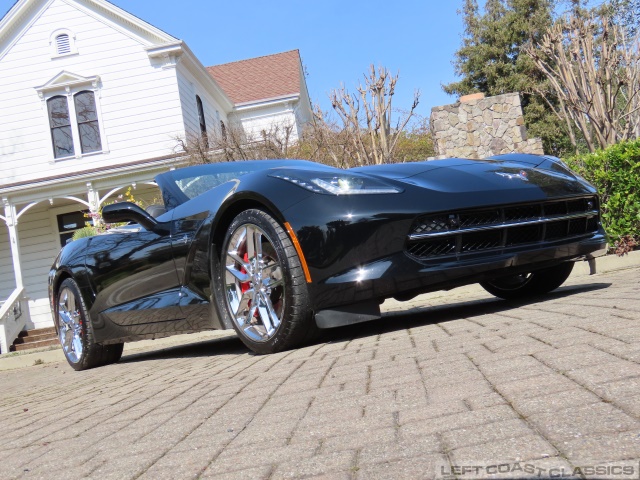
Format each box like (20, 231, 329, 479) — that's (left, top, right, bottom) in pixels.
(50, 29, 77, 58)
(56, 34, 71, 55)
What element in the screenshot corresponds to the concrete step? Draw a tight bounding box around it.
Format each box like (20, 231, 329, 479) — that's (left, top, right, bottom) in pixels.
(18, 327, 56, 338)
(11, 327, 59, 352)
(14, 333, 57, 345)
(13, 338, 60, 352)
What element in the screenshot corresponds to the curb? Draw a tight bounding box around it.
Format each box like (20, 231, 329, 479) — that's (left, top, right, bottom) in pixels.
(573, 249, 640, 276)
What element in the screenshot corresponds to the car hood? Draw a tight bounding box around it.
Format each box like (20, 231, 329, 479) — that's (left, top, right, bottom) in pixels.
(350, 158, 477, 179)
(352, 158, 593, 197)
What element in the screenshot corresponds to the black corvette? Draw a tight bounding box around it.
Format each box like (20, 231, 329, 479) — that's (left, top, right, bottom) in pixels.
(49, 154, 607, 370)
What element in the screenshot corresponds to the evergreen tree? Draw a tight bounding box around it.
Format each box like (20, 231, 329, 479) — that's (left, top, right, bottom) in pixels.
(444, 0, 573, 155)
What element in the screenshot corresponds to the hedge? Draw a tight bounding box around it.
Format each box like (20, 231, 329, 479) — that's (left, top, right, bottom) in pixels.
(564, 139, 640, 252)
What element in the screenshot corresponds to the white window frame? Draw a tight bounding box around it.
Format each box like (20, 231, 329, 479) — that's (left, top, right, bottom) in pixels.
(49, 29, 78, 59)
(36, 75, 109, 163)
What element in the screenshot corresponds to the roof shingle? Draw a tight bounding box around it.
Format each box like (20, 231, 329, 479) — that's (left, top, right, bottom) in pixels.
(206, 50, 302, 105)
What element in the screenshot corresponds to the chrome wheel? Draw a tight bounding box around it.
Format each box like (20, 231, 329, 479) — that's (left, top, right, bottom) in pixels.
(57, 287, 84, 364)
(216, 209, 315, 354)
(223, 223, 285, 343)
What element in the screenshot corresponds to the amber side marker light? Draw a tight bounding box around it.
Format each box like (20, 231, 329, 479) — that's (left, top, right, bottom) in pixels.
(284, 222, 312, 283)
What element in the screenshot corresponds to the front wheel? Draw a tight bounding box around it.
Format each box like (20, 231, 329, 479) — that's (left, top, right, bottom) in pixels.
(480, 262, 575, 300)
(216, 209, 315, 354)
(56, 278, 124, 370)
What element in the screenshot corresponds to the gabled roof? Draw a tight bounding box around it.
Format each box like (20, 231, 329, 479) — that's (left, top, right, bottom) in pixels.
(0, 0, 235, 109)
(0, 0, 177, 60)
(206, 50, 302, 105)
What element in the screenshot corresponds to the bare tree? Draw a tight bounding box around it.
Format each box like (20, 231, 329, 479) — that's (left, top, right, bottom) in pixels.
(525, 13, 640, 152)
(329, 65, 420, 165)
(173, 66, 424, 167)
(293, 108, 433, 169)
(174, 121, 297, 164)
(294, 106, 366, 168)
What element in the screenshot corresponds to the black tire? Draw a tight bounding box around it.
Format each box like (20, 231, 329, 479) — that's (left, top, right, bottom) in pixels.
(56, 278, 124, 370)
(480, 262, 575, 300)
(215, 209, 315, 354)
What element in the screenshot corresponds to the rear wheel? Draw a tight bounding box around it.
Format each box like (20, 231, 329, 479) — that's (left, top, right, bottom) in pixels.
(56, 278, 123, 370)
(480, 262, 575, 300)
(216, 209, 314, 354)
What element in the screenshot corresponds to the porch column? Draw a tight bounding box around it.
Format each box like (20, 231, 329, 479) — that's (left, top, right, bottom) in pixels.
(3, 199, 23, 289)
(87, 182, 101, 226)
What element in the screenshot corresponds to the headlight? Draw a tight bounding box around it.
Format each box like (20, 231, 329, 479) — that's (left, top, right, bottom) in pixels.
(270, 170, 402, 195)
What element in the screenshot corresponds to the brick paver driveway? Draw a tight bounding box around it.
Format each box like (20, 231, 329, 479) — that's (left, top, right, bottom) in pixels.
(1, 267, 639, 479)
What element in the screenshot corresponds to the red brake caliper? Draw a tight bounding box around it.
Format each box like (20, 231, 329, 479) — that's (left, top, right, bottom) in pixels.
(240, 252, 250, 294)
(239, 251, 260, 321)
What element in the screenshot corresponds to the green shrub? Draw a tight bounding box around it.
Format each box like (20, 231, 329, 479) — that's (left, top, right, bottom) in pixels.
(564, 139, 640, 252)
(71, 226, 99, 241)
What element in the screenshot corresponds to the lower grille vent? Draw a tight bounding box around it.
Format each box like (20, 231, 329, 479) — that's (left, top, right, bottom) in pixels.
(407, 196, 599, 261)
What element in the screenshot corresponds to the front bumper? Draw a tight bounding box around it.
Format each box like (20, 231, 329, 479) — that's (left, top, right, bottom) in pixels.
(307, 230, 607, 311)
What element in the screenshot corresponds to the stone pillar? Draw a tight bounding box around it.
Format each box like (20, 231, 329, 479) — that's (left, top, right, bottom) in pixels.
(430, 92, 544, 159)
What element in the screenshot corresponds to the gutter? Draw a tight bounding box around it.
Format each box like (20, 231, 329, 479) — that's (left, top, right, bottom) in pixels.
(233, 94, 300, 112)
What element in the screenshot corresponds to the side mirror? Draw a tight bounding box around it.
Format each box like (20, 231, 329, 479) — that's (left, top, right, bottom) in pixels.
(102, 202, 158, 231)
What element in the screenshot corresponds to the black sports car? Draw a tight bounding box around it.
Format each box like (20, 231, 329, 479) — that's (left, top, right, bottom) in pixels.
(49, 154, 607, 370)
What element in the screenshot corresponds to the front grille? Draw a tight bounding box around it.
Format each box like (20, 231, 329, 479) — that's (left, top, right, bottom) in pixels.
(406, 196, 599, 261)
(545, 221, 568, 240)
(407, 238, 457, 258)
(544, 201, 567, 216)
(459, 209, 501, 228)
(461, 230, 502, 253)
(412, 215, 451, 235)
(504, 204, 541, 222)
(506, 225, 541, 246)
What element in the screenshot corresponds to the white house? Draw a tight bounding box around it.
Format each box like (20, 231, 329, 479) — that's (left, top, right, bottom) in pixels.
(0, 0, 313, 352)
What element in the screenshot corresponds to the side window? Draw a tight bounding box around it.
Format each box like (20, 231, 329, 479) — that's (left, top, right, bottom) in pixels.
(47, 96, 75, 158)
(74, 91, 102, 154)
(196, 95, 208, 148)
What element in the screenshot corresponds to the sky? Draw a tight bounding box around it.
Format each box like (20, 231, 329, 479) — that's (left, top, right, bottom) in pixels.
(0, 0, 466, 121)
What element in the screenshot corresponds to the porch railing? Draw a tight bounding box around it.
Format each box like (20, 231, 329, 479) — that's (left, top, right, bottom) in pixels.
(0, 287, 29, 354)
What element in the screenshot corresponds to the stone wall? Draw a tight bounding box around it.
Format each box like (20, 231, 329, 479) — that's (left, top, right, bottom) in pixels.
(430, 92, 544, 159)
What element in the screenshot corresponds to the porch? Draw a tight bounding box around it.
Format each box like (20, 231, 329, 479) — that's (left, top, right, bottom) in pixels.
(0, 158, 178, 353)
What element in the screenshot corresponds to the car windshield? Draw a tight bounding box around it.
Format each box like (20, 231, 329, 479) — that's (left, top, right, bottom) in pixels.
(159, 160, 330, 203)
(175, 172, 250, 199)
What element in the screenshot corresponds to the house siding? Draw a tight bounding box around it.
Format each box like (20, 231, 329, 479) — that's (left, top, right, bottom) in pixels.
(233, 104, 299, 143)
(13, 204, 60, 329)
(176, 70, 199, 137)
(176, 65, 228, 140)
(0, 0, 185, 186)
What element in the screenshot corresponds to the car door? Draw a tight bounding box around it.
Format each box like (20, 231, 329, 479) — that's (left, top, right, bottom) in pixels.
(170, 211, 216, 330)
(85, 222, 184, 326)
